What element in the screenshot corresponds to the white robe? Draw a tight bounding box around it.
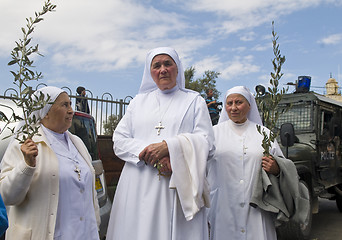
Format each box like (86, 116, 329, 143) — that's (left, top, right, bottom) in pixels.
(207, 120, 284, 240)
(106, 88, 214, 240)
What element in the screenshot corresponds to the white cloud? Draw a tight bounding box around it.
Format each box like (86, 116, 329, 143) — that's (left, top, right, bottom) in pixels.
(180, 0, 323, 35)
(231, 47, 247, 53)
(318, 34, 342, 45)
(46, 77, 72, 85)
(0, 0, 198, 72)
(252, 43, 270, 52)
(193, 55, 260, 81)
(220, 55, 260, 80)
(240, 32, 256, 42)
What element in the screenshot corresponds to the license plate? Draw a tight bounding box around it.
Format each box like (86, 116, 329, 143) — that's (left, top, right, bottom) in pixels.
(95, 176, 103, 193)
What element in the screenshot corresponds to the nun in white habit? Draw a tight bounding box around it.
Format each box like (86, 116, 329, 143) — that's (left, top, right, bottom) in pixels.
(0, 86, 100, 240)
(106, 47, 215, 240)
(207, 86, 283, 240)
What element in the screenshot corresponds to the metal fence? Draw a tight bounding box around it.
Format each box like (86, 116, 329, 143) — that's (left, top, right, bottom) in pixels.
(1, 85, 132, 135)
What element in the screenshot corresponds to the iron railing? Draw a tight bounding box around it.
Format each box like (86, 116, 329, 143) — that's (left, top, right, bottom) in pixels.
(1, 86, 132, 135)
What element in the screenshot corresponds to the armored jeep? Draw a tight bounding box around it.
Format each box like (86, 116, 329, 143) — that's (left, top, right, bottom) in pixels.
(275, 91, 342, 239)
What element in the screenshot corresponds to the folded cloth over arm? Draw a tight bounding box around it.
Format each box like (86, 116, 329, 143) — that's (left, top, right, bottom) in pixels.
(168, 133, 210, 221)
(250, 155, 310, 227)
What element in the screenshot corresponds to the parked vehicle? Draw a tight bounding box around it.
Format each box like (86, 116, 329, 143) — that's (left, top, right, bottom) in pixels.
(272, 92, 342, 240)
(68, 111, 111, 240)
(0, 99, 18, 160)
(0, 98, 111, 240)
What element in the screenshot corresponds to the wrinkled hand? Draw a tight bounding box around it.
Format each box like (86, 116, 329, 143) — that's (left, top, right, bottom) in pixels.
(139, 141, 169, 166)
(262, 155, 280, 176)
(21, 139, 38, 167)
(157, 156, 172, 176)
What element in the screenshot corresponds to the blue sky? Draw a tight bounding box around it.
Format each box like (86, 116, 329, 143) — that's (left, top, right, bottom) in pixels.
(1, 0, 342, 102)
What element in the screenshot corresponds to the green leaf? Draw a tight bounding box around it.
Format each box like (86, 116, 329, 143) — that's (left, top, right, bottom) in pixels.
(8, 59, 19, 66)
(25, 38, 32, 46)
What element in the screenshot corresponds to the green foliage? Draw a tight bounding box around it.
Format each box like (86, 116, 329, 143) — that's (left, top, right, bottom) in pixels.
(4, 0, 56, 142)
(103, 114, 120, 135)
(184, 67, 221, 99)
(256, 21, 289, 156)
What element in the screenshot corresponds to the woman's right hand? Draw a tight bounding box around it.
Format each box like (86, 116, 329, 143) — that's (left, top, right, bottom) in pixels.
(20, 139, 38, 167)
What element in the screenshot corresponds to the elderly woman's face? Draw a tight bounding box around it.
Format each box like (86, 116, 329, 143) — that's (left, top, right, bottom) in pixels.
(225, 93, 250, 123)
(41, 92, 74, 133)
(150, 54, 178, 91)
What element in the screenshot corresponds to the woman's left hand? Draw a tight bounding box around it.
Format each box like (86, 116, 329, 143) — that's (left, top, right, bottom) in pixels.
(139, 140, 169, 166)
(158, 157, 172, 174)
(262, 155, 280, 176)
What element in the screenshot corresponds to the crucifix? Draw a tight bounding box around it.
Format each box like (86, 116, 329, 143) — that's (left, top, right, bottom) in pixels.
(155, 121, 165, 135)
(74, 165, 81, 181)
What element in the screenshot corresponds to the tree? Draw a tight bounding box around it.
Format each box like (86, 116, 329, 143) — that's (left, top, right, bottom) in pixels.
(184, 67, 221, 100)
(103, 114, 120, 135)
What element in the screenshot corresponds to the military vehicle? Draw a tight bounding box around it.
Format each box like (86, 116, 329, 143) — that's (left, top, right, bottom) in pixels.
(272, 89, 342, 239)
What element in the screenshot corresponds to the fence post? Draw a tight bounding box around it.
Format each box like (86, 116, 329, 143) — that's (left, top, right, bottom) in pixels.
(119, 99, 124, 120)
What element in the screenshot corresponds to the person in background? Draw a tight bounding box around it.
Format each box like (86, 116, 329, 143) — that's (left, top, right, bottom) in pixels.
(0, 86, 100, 240)
(205, 89, 220, 125)
(106, 47, 215, 240)
(0, 195, 8, 237)
(76, 86, 90, 114)
(207, 86, 283, 240)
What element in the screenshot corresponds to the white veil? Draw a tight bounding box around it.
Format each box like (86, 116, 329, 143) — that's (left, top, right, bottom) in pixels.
(218, 86, 262, 125)
(138, 47, 186, 94)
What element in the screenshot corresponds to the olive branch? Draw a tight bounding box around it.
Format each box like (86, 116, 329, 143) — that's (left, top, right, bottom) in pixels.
(256, 21, 289, 156)
(2, 0, 56, 143)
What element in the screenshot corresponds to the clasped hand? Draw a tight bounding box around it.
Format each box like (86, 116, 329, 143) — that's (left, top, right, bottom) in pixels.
(139, 141, 172, 174)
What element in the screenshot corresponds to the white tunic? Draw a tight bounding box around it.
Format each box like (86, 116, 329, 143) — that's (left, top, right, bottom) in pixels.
(106, 88, 214, 240)
(42, 126, 99, 240)
(207, 120, 284, 240)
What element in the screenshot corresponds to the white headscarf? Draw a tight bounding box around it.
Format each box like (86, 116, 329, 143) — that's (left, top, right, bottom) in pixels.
(138, 47, 186, 93)
(32, 86, 66, 120)
(14, 86, 66, 133)
(218, 86, 263, 125)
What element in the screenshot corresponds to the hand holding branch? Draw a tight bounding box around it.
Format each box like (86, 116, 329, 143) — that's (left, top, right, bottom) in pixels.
(262, 155, 280, 176)
(20, 139, 38, 167)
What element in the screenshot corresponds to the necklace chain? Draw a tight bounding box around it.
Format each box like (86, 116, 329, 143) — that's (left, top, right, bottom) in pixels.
(53, 139, 82, 181)
(155, 92, 176, 135)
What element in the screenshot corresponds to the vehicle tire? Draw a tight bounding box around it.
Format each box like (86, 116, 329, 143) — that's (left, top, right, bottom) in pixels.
(276, 180, 312, 240)
(335, 185, 342, 212)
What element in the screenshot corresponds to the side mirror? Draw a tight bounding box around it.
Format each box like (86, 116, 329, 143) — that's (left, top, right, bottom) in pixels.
(280, 123, 295, 147)
(255, 85, 266, 96)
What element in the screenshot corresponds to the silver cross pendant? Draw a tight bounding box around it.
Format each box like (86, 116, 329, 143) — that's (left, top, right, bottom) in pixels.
(155, 121, 165, 135)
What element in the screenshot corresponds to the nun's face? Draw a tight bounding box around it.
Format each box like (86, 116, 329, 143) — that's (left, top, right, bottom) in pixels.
(225, 93, 250, 124)
(150, 54, 178, 91)
(41, 92, 74, 133)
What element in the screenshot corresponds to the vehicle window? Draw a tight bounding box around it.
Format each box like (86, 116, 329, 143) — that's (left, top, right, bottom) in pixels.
(69, 115, 99, 160)
(276, 102, 313, 132)
(321, 111, 333, 137)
